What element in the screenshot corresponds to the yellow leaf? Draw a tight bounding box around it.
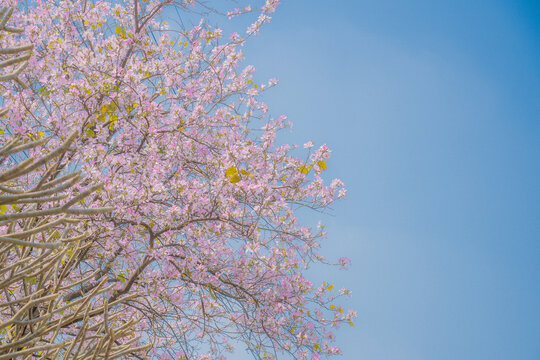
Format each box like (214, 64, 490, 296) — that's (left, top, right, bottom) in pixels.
(318, 160, 327, 171)
(329, 304, 336, 310)
(240, 169, 253, 177)
(348, 321, 354, 326)
(229, 173, 241, 183)
(115, 26, 126, 38)
(225, 166, 238, 177)
(297, 165, 310, 174)
(0, 205, 7, 214)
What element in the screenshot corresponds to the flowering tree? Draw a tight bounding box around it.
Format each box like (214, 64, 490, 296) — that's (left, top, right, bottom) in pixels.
(1, 1, 354, 359)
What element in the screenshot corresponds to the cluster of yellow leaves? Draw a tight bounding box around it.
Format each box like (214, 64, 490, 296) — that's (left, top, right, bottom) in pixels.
(98, 103, 117, 122)
(321, 281, 335, 293)
(205, 30, 221, 43)
(297, 160, 327, 174)
(297, 165, 311, 174)
(48, 37, 63, 49)
(115, 26, 133, 39)
(37, 86, 50, 97)
(177, 119, 186, 132)
(225, 166, 253, 183)
(125, 102, 138, 113)
(0, 205, 9, 214)
(101, 83, 119, 95)
(27, 131, 45, 140)
(139, 69, 153, 78)
(84, 20, 103, 30)
(86, 102, 123, 136)
(328, 302, 354, 326)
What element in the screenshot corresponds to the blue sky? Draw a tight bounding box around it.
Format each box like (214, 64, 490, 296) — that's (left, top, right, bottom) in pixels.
(238, 0, 539, 359)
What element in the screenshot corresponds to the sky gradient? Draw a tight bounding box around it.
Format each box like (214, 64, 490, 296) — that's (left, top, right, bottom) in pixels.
(237, 1, 539, 359)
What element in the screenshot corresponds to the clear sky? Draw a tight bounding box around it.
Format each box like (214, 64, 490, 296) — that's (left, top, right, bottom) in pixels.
(238, 0, 540, 359)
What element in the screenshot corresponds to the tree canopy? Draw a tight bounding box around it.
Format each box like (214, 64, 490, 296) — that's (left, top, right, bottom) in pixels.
(0, 1, 354, 359)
